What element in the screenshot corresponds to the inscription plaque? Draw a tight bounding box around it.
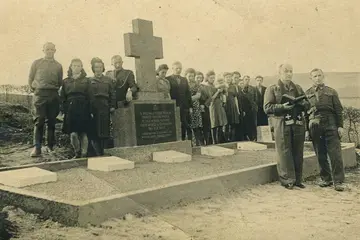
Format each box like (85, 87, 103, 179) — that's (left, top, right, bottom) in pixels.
(134, 103, 177, 145)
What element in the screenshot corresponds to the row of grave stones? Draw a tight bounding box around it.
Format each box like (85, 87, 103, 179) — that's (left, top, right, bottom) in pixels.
(0, 142, 268, 188)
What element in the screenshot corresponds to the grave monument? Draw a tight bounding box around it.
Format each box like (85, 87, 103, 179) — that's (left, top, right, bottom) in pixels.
(111, 19, 182, 147)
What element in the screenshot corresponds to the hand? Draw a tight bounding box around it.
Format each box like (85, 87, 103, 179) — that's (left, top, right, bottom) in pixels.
(338, 127, 344, 139)
(305, 131, 310, 141)
(189, 108, 193, 114)
(200, 105, 205, 112)
(126, 90, 133, 102)
(282, 102, 295, 111)
(90, 114, 94, 118)
(243, 111, 246, 117)
(217, 89, 222, 93)
(110, 108, 115, 113)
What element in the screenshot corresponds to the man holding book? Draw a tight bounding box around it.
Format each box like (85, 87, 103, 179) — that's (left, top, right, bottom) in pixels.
(264, 64, 310, 189)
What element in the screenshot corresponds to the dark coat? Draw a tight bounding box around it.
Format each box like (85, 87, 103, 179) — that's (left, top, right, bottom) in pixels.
(89, 75, 115, 138)
(256, 85, 268, 126)
(166, 74, 192, 110)
(59, 73, 93, 134)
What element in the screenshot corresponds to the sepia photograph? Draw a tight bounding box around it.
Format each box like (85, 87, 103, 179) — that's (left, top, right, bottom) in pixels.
(0, 0, 360, 239)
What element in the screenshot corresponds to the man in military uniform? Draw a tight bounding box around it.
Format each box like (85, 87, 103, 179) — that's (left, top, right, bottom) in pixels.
(305, 68, 345, 192)
(28, 42, 63, 157)
(264, 64, 310, 189)
(105, 55, 138, 108)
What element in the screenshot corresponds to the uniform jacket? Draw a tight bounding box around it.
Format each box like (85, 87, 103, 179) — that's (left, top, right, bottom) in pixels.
(28, 58, 63, 91)
(305, 85, 343, 128)
(89, 75, 116, 109)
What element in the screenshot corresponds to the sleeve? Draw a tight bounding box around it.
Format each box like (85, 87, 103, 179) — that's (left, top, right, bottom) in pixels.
(185, 79, 192, 109)
(333, 90, 344, 128)
(28, 60, 38, 89)
(109, 80, 116, 109)
(253, 87, 258, 111)
(263, 86, 284, 115)
(127, 71, 138, 93)
(58, 64, 63, 88)
(59, 81, 66, 113)
(86, 79, 95, 114)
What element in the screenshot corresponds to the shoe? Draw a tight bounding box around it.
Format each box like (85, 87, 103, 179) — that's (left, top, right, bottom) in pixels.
(334, 184, 344, 192)
(295, 183, 306, 189)
(319, 180, 333, 188)
(30, 147, 42, 157)
(283, 183, 294, 190)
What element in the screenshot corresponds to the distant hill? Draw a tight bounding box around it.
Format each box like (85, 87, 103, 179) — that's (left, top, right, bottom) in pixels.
(263, 72, 360, 98)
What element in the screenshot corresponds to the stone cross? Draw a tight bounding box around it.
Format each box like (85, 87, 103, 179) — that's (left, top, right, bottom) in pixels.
(124, 19, 163, 93)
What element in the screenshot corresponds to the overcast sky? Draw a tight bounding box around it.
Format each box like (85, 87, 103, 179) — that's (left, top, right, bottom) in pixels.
(1, 0, 359, 85)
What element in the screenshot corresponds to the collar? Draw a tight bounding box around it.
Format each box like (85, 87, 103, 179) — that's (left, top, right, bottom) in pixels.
(43, 57, 55, 62)
(278, 79, 295, 91)
(314, 84, 325, 91)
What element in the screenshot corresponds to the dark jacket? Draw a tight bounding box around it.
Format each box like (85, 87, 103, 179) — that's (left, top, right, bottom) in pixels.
(166, 74, 192, 109)
(28, 58, 63, 91)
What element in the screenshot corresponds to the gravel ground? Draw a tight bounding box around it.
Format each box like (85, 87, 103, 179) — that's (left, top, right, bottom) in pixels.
(5, 168, 360, 240)
(23, 150, 277, 201)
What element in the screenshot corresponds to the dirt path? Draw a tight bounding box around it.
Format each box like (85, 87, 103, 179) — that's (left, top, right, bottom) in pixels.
(4, 168, 359, 240)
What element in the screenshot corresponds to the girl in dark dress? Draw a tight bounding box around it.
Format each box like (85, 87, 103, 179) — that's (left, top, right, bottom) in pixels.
(89, 57, 115, 156)
(224, 72, 241, 142)
(60, 58, 93, 158)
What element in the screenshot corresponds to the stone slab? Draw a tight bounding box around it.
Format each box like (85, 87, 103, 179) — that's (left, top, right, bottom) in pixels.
(0, 167, 57, 187)
(87, 156, 134, 172)
(237, 141, 267, 151)
(105, 140, 192, 163)
(200, 146, 235, 157)
(152, 150, 192, 163)
(257, 126, 273, 142)
(0, 144, 355, 227)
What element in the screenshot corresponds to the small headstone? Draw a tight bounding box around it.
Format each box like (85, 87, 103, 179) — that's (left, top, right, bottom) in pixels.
(87, 156, 135, 172)
(257, 126, 273, 142)
(200, 146, 235, 157)
(152, 150, 192, 163)
(237, 141, 267, 151)
(0, 167, 57, 188)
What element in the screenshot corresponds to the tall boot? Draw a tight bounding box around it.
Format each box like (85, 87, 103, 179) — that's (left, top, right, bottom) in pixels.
(70, 132, 81, 158)
(30, 125, 44, 157)
(47, 125, 55, 151)
(100, 139, 105, 155)
(91, 139, 101, 156)
(79, 133, 89, 158)
(212, 128, 218, 144)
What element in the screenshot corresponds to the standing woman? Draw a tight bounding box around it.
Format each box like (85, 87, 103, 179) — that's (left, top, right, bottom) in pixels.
(89, 57, 115, 156)
(224, 72, 240, 142)
(200, 71, 227, 144)
(156, 64, 171, 99)
(60, 58, 93, 158)
(185, 68, 203, 146)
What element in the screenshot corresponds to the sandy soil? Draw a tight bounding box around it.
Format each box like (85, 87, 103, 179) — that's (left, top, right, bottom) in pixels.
(3, 168, 359, 240)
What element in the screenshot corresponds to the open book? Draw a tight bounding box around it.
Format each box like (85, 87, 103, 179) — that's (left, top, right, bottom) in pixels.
(280, 94, 306, 105)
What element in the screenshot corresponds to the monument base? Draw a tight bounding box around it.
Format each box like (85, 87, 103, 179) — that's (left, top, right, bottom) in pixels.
(112, 98, 181, 147)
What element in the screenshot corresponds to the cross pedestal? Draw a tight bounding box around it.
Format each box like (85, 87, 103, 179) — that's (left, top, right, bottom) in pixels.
(111, 19, 183, 148)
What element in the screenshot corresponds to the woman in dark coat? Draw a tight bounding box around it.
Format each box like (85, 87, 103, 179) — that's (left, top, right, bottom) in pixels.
(88, 57, 115, 156)
(59, 58, 93, 158)
(224, 72, 241, 142)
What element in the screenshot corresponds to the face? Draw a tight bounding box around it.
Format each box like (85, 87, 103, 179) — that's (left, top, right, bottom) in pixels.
(195, 74, 203, 84)
(207, 75, 215, 84)
(71, 61, 83, 75)
(279, 64, 293, 83)
(225, 75, 232, 84)
(310, 70, 324, 85)
(232, 74, 240, 84)
(186, 72, 195, 82)
(172, 64, 182, 75)
(256, 77, 263, 86)
(239, 79, 245, 88)
(93, 62, 104, 76)
(112, 58, 123, 70)
(158, 69, 168, 78)
(243, 76, 250, 85)
(43, 43, 56, 59)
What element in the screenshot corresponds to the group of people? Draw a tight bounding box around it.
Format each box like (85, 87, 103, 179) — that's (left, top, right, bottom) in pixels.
(28, 42, 346, 192)
(157, 62, 269, 146)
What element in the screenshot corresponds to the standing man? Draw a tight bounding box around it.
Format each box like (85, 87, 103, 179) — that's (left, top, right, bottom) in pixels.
(166, 61, 193, 141)
(264, 64, 310, 189)
(305, 68, 345, 191)
(28, 42, 63, 157)
(232, 71, 245, 141)
(105, 55, 138, 108)
(255, 75, 268, 126)
(241, 75, 258, 140)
